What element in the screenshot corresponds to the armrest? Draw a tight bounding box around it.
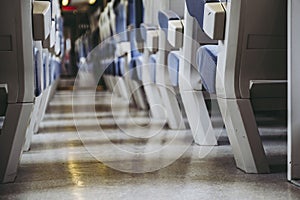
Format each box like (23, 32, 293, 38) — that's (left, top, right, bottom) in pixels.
(140, 23, 159, 52)
(167, 20, 184, 48)
(146, 30, 159, 53)
(250, 80, 287, 98)
(203, 3, 225, 40)
(32, 1, 51, 40)
(140, 23, 158, 41)
(185, 0, 217, 29)
(42, 21, 56, 48)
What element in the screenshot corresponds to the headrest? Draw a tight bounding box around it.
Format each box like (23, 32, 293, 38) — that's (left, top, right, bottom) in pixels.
(185, 0, 218, 29)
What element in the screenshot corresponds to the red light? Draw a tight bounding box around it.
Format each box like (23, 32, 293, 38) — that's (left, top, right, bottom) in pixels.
(62, 6, 77, 11)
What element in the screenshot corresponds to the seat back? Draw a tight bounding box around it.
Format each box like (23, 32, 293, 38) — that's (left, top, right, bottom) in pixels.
(126, 0, 145, 80)
(216, 0, 287, 99)
(127, 0, 144, 57)
(185, 0, 218, 30)
(185, 0, 218, 44)
(0, 0, 35, 103)
(127, 0, 144, 28)
(114, 2, 128, 42)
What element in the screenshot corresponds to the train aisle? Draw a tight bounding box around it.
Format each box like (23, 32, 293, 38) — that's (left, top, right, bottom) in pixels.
(0, 78, 299, 199)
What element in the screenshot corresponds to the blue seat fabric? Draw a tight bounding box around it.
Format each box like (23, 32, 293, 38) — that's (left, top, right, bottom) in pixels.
(185, 0, 218, 29)
(158, 10, 181, 36)
(149, 54, 157, 83)
(114, 3, 128, 42)
(34, 48, 42, 97)
(168, 51, 181, 86)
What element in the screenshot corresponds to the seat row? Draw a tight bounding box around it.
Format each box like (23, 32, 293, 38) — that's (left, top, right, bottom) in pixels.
(76, 0, 287, 174)
(0, 0, 64, 183)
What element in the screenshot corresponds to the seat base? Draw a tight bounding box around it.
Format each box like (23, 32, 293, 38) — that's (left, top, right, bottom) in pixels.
(181, 89, 219, 145)
(0, 103, 33, 183)
(218, 97, 270, 173)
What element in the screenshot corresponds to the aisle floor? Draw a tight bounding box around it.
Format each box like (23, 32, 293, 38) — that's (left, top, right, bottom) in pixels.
(0, 80, 299, 200)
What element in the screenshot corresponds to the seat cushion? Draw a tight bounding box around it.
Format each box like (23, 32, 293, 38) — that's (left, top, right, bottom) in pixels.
(135, 56, 143, 81)
(43, 53, 48, 89)
(119, 57, 126, 76)
(115, 57, 126, 76)
(197, 45, 218, 93)
(114, 59, 121, 76)
(50, 58, 61, 81)
(129, 55, 143, 80)
(149, 54, 157, 83)
(168, 51, 181, 86)
(34, 48, 43, 97)
(130, 54, 156, 82)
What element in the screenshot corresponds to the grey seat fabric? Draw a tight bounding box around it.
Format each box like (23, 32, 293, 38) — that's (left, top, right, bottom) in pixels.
(168, 51, 181, 86)
(196, 45, 218, 93)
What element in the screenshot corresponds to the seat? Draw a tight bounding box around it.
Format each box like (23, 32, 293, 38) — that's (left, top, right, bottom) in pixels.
(0, 0, 37, 183)
(24, 6, 64, 152)
(183, 0, 288, 173)
(215, 0, 287, 173)
(156, 6, 187, 130)
(99, 5, 121, 95)
(113, 0, 148, 109)
(171, 0, 221, 146)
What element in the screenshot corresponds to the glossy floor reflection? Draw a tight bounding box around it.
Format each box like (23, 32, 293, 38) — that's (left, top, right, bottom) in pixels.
(0, 79, 299, 199)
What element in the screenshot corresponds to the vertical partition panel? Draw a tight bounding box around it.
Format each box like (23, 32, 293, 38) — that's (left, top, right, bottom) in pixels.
(288, 0, 300, 181)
